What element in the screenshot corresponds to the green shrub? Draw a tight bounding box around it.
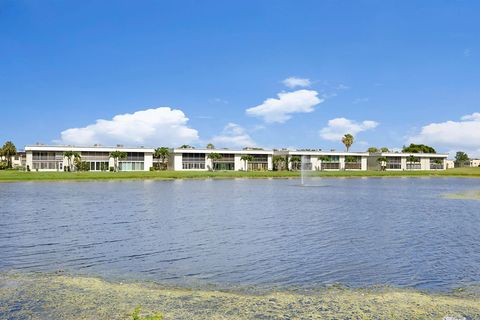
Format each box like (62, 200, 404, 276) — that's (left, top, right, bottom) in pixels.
(131, 307, 164, 320)
(0, 162, 8, 170)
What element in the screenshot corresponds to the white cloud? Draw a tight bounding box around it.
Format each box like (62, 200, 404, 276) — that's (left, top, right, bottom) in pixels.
(319, 118, 379, 141)
(210, 123, 256, 148)
(282, 77, 311, 88)
(58, 107, 199, 147)
(246, 89, 323, 123)
(408, 113, 480, 156)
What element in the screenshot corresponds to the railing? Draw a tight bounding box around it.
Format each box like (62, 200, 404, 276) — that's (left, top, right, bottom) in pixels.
(406, 163, 421, 170)
(345, 162, 362, 170)
(321, 162, 340, 170)
(430, 164, 444, 170)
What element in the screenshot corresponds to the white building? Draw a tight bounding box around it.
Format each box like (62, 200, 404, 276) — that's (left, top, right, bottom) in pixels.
(25, 145, 154, 171)
(367, 152, 448, 171)
(469, 159, 480, 167)
(445, 160, 455, 169)
(170, 148, 273, 171)
(281, 150, 369, 171)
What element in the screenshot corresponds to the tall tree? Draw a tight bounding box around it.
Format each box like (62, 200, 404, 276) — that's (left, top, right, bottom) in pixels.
(207, 152, 222, 171)
(206, 143, 215, 149)
(240, 155, 254, 171)
(289, 155, 302, 171)
(454, 151, 469, 167)
(1, 141, 17, 168)
(154, 147, 170, 170)
(380, 147, 390, 152)
(109, 151, 127, 172)
(63, 151, 80, 171)
(402, 144, 436, 154)
(341, 134, 354, 152)
(367, 147, 379, 153)
(272, 155, 286, 171)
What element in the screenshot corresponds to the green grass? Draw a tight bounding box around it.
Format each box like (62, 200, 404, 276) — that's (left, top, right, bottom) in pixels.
(1, 167, 480, 182)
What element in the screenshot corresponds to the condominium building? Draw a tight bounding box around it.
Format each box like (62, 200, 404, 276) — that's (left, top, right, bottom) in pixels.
(25, 145, 154, 171)
(21, 144, 450, 172)
(367, 152, 448, 171)
(278, 150, 369, 171)
(170, 148, 274, 171)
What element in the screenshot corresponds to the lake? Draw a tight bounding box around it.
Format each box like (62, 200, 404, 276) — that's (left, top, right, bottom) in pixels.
(1, 178, 479, 292)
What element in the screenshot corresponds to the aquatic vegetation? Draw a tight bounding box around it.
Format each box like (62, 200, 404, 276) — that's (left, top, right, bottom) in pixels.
(443, 190, 480, 201)
(131, 306, 163, 320)
(0, 272, 479, 319)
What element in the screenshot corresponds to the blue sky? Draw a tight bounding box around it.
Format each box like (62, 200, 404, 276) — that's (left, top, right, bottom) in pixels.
(1, 1, 479, 155)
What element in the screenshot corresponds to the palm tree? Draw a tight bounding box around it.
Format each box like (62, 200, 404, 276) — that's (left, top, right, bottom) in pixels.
(154, 147, 170, 170)
(240, 155, 254, 171)
(63, 151, 80, 171)
(109, 151, 127, 172)
(377, 156, 388, 171)
(1, 141, 17, 168)
(272, 155, 286, 171)
(207, 152, 222, 171)
(341, 134, 354, 152)
(289, 155, 301, 171)
(206, 143, 215, 149)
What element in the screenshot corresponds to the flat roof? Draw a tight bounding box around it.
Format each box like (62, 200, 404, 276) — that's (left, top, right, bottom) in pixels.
(173, 148, 274, 155)
(380, 152, 448, 158)
(287, 150, 369, 156)
(25, 145, 155, 153)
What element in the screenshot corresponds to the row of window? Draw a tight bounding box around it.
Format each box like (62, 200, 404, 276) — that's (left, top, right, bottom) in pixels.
(182, 162, 205, 169)
(119, 161, 144, 171)
(32, 161, 62, 170)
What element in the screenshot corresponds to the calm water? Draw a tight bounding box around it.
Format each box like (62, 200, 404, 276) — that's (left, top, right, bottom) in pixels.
(1, 178, 480, 291)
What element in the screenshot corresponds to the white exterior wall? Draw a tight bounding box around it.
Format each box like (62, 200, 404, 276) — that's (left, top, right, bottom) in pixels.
(285, 151, 369, 171)
(361, 157, 368, 171)
(144, 153, 154, 170)
(339, 156, 345, 170)
(380, 152, 448, 171)
(172, 149, 274, 171)
(234, 155, 244, 171)
(173, 154, 183, 171)
(25, 145, 154, 172)
(267, 155, 273, 171)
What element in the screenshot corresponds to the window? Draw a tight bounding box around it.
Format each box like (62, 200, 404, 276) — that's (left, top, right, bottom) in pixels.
(213, 154, 235, 170)
(182, 153, 206, 170)
(80, 152, 109, 161)
(386, 157, 402, 170)
(430, 158, 444, 170)
(345, 156, 362, 170)
(87, 161, 109, 171)
(119, 161, 144, 171)
(321, 156, 340, 170)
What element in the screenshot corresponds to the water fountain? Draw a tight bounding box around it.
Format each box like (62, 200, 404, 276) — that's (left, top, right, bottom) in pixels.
(300, 155, 308, 186)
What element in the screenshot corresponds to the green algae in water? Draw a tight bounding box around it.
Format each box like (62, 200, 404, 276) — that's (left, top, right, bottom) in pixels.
(443, 190, 480, 201)
(1, 272, 479, 320)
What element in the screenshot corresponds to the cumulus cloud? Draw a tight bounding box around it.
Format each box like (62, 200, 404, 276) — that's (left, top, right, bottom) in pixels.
(282, 77, 311, 88)
(210, 123, 256, 148)
(408, 113, 480, 156)
(246, 89, 323, 123)
(319, 118, 379, 141)
(58, 107, 199, 147)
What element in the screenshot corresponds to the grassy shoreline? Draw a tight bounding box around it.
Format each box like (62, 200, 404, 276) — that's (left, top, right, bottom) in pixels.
(1, 272, 479, 319)
(1, 167, 480, 182)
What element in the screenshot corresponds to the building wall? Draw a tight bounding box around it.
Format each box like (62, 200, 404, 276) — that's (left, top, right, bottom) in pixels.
(25, 146, 154, 172)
